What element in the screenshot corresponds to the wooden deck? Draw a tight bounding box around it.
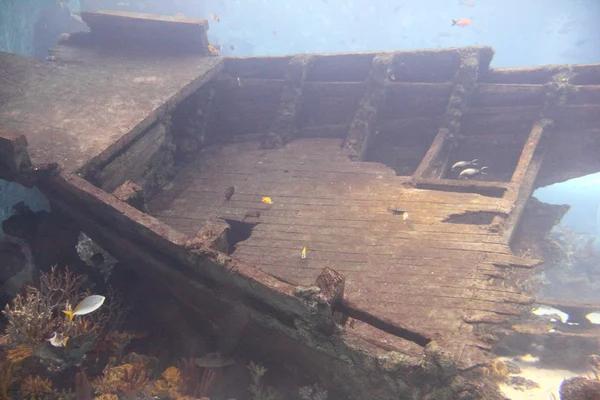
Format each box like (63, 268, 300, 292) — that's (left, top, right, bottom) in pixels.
(149, 137, 534, 363)
(0, 43, 221, 175)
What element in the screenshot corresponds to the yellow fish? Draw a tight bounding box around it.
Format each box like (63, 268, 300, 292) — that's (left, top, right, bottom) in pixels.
(207, 44, 219, 56)
(261, 197, 273, 204)
(301, 246, 307, 259)
(48, 332, 69, 347)
(62, 295, 105, 322)
(402, 212, 409, 221)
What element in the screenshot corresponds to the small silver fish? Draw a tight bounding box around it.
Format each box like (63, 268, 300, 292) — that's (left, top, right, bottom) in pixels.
(62, 295, 105, 322)
(225, 186, 235, 200)
(451, 159, 478, 171)
(387, 69, 396, 81)
(48, 331, 69, 347)
(459, 166, 488, 179)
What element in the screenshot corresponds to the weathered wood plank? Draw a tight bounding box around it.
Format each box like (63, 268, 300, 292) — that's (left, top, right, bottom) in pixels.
(472, 84, 544, 108)
(81, 10, 210, 55)
(504, 150, 546, 246)
(0, 47, 223, 175)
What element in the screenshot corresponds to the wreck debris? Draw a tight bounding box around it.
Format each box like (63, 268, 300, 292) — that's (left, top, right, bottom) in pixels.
(0, 15, 599, 397)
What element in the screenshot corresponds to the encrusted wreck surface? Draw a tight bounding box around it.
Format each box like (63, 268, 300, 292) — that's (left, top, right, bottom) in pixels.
(2, 9, 600, 400)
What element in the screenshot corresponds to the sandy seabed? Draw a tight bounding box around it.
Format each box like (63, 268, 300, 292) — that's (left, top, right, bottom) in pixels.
(498, 355, 583, 400)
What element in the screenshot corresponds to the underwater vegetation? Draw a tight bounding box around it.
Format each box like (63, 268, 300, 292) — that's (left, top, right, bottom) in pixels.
(0, 264, 321, 399)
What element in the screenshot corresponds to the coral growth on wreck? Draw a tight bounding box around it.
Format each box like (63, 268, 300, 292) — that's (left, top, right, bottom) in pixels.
(0, 264, 318, 399)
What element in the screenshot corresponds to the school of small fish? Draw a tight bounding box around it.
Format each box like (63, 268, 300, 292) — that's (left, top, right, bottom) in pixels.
(450, 158, 491, 180)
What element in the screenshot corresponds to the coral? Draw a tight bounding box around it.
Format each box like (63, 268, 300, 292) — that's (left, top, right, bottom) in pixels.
(76, 370, 93, 400)
(6, 344, 34, 363)
(20, 375, 59, 400)
(3, 266, 86, 346)
(152, 366, 186, 399)
(0, 359, 19, 400)
(248, 361, 279, 400)
(2, 266, 127, 372)
(560, 376, 600, 400)
(480, 360, 509, 383)
(299, 383, 328, 400)
(93, 363, 150, 399)
(94, 395, 119, 400)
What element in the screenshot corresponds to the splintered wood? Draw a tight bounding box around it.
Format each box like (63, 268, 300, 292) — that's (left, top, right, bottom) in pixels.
(148, 137, 535, 366)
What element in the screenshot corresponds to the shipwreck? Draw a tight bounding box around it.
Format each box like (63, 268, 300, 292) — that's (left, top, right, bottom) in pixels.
(1, 10, 600, 399)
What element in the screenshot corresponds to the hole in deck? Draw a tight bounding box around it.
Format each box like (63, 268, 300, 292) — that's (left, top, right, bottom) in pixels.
(224, 219, 259, 255)
(442, 211, 505, 225)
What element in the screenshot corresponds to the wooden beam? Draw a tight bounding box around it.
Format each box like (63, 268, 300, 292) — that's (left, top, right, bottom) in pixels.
(503, 149, 545, 246)
(414, 177, 508, 198)
(261, 55, 315, 148)
(509, 118, 551, 185)
(0, 129, 31, 180)
(342, 53, 393, 161)
(81, 10, 210, 55)
(412, 49, 485, 179)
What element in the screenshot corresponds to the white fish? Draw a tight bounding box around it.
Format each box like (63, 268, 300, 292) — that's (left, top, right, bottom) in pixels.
(48, 332, 69, 347)
(451, 159, 478, 171)
(459, 166, 488, 180)
(62, 295, 105, 322)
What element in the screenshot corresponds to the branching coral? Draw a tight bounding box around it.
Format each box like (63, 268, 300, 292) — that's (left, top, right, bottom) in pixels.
(3, 266, 85, 346)
(93, 363, 151, 399)
(20, 375, 59, 400)
(248, 361, 280, 400)
(2, 266, 127, 369)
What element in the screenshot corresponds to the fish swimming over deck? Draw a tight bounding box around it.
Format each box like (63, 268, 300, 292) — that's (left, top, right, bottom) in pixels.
(225, 186, 235, 200)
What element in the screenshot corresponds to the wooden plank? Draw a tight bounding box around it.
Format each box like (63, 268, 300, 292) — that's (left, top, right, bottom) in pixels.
(380, 82, 452, 120)
(0, 48, 223, 175)
(414, 178, 508, 198)
(81, 10, 209, 55)
(343, 53, 393, 160)
(471, 84, 545, 108)
(509, 119, 550, 185)
(567, 85, 600, 105)
(504, 149, 546, 245)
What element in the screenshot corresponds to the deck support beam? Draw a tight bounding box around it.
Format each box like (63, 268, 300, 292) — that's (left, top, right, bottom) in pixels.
(412, 49, 485, 180)
(342, 53, 393, 161)
(494, 70, 573, 244)
(262, 55, 315, 148)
